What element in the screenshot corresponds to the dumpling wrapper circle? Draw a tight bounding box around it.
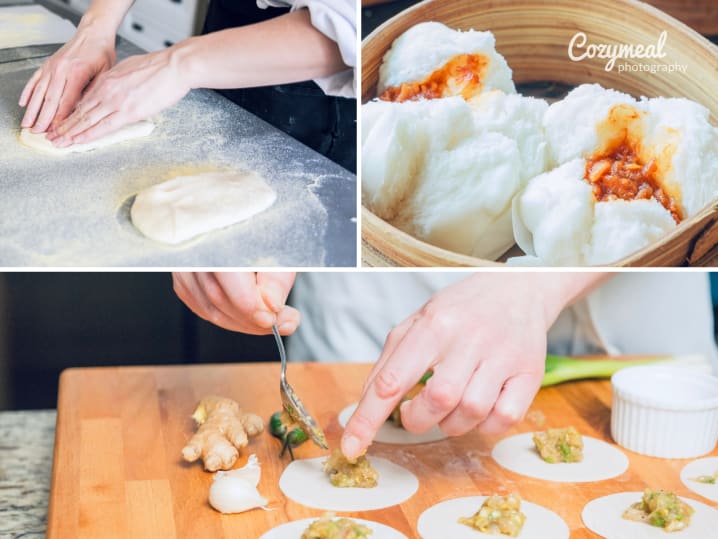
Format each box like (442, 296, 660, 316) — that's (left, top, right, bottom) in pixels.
(279, 455, 418, 512)
(492, 432, 628, 482)
(19, 121, 154, 155)
(582, 492, 718, 538)
(130, 171, 277, 245)
(417, 496, 568, 539)
(680, 457, 718, 503)
(259, 517, 407, 539)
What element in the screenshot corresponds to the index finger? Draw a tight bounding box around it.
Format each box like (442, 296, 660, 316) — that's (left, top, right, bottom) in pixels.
(341, 323, 437, 459)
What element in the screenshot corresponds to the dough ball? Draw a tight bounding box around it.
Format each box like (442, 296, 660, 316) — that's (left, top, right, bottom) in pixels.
(130, 171, 276, 245)
(512, 159, 677, 265)
(401, 131, 521, 259)
(19, 121, 154, 156)
(378, 21, 515, 97)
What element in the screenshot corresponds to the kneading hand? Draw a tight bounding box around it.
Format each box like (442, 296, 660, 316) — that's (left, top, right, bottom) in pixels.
(172, 272, 300, 336)
(19, 26, 116, 134)
(341, 273, 607, 459)
(47, 48, 191, 147)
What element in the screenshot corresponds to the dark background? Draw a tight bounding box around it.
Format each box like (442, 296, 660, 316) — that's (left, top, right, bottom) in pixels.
(1, 273, 718, 411)
(0, 273, 278, 410)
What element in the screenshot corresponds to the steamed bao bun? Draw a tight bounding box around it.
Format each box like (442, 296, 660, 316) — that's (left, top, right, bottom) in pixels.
(363, 93, 549, 259)
(512, 159, 675, 266)
(378, 21, 516, 97)
(513, 83, 718, 266)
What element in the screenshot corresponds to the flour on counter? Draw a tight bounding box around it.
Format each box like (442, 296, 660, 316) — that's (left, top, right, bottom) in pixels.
(0, 6, 76, 49)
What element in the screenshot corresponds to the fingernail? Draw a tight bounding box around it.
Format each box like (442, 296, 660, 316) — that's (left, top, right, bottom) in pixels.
(253, 310, 274, 328)
(262, 283, 283, 312)
(341, 433, 361, 460)
(278, 322, 295, 334)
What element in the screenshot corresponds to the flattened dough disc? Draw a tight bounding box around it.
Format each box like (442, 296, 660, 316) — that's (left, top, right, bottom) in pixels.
(417, 496, 569, 539)
(19, 121, 154, 155)
(582, 492, 718, 538)
(492, 432, 628, 482)
(279, 456, 418, 511)
(259, 517, 407, 539)
(338, 403, 447, 445)
(131, 171, 277, 245)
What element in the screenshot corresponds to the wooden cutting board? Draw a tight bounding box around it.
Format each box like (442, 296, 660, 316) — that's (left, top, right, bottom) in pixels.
(48, 363, 718, 539)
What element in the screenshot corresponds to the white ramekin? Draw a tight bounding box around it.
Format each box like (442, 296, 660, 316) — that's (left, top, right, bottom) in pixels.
(611, 365, 718, 458)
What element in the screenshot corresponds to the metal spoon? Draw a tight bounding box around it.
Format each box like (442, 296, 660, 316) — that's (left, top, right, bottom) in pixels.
(272, 324, 328, 449)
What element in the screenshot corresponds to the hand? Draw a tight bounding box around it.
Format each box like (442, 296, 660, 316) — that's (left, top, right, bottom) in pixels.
(19, 26, 116, 134)
(172, 273, 300, 336)
(48, 47, 191, 147)
(341, 273, 607, 459)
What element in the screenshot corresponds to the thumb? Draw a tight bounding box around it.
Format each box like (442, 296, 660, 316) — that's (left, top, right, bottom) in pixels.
(256, 272, 297, 313)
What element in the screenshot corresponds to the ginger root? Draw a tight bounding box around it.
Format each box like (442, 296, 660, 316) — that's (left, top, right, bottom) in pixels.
(182, 395, 264, 471)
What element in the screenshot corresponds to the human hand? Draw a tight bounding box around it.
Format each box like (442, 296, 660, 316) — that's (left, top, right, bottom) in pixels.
(48, 47, 191, 147)
(19, 25, 116, 134)
(341, 273, 607, 459)
(172, 272, 300, 336)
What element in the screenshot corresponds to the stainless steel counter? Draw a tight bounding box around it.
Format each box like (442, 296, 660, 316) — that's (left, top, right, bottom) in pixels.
(0, 3, 356, 267)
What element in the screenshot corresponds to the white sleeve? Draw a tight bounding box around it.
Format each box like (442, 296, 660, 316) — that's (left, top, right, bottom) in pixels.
(257, 0, 356, 98)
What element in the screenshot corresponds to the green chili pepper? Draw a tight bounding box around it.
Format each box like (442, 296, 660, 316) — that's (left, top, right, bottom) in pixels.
(270, 410, 309, 461)
(269, 411, 287, 438)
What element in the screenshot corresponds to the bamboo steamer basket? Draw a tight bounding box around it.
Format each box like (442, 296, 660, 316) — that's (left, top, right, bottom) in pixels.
(361, 0, 718, 267)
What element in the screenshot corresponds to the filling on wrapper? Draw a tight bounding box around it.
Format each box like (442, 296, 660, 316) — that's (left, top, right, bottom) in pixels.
(323, 449, 379, 488)
(622, 489, 694, 532)
(378, 21, 515, 100)
(458, 493, 527, 537)
(691, 471, 718, 484)
(301, 514, 373, 539)
(532, 426, 583, 463)
(512, 83, 718, 266)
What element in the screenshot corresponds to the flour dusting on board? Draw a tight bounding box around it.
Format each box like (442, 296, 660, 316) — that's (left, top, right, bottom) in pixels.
(0, 56, 355, 266)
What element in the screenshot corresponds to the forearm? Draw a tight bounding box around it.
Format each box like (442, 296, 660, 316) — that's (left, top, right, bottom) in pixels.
(173, 9, 347, 90)
(78, 0, 134, 36)
(535, 272, 611, 326)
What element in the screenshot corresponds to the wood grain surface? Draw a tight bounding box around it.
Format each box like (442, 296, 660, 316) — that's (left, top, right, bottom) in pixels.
(48, 363, 718, 538)
(360, 0, 718, 267)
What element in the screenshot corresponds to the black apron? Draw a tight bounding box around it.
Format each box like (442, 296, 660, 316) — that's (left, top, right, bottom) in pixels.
(203, 0, 356, 173)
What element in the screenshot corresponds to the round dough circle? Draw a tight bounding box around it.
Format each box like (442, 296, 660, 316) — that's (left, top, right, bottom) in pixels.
(338, 403, 447, 445)
(259, 517, 408, 539)
(582, 492, 718, 538)
(492, 432, 628, 482)
(681, 456, 718, 502)
(279, 456, 418, 511)
(417, 496, 569, 539)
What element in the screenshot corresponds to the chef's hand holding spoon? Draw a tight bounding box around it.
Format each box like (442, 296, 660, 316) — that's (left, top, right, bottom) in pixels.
(341, 273, 608, 460)
(18, 1, 129, 135)
(172, 272, 299, 336)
